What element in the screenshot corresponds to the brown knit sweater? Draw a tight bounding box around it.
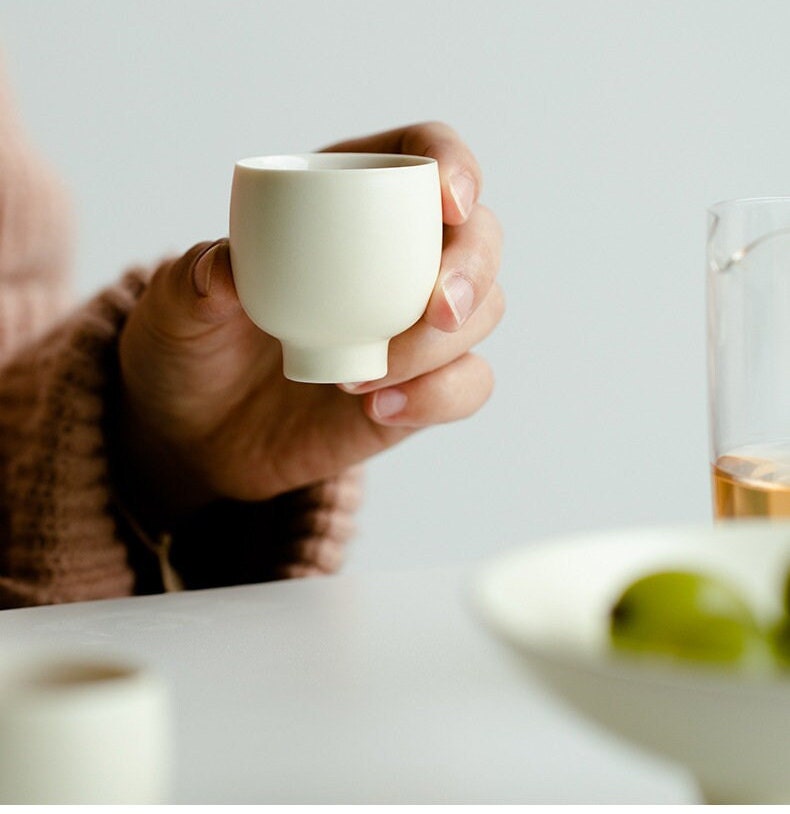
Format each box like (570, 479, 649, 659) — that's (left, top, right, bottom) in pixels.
(0, 75, 361, 608)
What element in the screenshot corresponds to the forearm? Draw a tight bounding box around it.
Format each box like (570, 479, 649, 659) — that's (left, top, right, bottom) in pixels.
(0, 70, 74, 360)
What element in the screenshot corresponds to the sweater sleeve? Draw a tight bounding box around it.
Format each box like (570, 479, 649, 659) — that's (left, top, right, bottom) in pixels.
(0, 61, 362, 608)
(0, 268, 363, 607)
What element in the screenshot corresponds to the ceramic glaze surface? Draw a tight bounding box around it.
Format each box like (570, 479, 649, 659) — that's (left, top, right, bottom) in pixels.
(229, 153, 442, 383)
(0, 653, 171, 803)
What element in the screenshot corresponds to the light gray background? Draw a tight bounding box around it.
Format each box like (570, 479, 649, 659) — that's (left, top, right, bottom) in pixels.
(1, 0, 782, 572)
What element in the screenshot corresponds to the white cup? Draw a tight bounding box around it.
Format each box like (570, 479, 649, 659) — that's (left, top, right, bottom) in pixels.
(229, 152, 443, 383)
(0, 653, 171, 803)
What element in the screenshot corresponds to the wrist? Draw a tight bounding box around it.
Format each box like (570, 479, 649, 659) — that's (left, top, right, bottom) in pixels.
(115, 387, 219, 531)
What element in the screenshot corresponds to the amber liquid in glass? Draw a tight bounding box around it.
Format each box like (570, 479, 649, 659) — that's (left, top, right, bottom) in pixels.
(713, 443, 790, 517)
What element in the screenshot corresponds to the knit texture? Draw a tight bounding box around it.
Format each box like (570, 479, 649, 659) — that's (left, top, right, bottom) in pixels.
(0, 276, 141, 605)
(0, 263, 364, 607)
(0, 75, 362, 607)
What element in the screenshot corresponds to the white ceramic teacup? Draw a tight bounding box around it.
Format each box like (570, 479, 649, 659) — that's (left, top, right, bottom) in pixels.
(0, 653, 171, 803)
(229, 152, 443, 383)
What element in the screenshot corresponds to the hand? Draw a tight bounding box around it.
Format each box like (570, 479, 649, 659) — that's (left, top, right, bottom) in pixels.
(118, 122, 504, 523)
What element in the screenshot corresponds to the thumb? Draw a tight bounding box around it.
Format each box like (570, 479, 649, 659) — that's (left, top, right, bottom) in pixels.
(147, 239, 243, 338)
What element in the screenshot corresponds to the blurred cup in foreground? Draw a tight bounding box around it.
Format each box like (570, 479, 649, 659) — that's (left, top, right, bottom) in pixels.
(0, 653, 171, 803)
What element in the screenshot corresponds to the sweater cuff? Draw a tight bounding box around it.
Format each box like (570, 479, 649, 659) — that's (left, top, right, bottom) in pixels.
(164, 467, 363, 591)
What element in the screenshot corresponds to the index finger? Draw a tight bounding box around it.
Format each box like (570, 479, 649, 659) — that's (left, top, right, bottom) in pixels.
(320, 121, 482, 226)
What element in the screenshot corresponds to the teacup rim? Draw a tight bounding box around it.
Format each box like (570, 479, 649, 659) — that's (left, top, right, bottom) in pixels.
(235, 152, 437, 172)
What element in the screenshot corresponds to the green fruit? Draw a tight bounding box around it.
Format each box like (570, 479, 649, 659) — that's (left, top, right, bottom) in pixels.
(773, 564, 790, 666)
(770, 617, 790, 666)
(609, 570, 761, 664)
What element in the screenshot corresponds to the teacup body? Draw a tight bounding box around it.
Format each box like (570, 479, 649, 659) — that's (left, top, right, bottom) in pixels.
(229, 153, 442, 383)
(0, 654, 171, 803)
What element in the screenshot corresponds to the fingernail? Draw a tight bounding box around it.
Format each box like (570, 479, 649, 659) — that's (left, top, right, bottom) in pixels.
(442, 274, 475, 327)
(373, 388, 407, 420)
(449, 172, 476, 220)
(192, 244, 219, 297)
(339, 381, 367, 393)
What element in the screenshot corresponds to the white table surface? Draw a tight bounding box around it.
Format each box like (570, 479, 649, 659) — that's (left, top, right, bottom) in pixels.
(0, 564, 699, 803)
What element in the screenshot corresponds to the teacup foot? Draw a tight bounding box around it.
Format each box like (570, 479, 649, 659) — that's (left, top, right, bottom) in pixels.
(282, 341, 389, 384)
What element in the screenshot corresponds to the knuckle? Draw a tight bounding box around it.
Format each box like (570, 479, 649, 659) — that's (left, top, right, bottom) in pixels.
(467, 355, 496, 405)
(466, 234, 501, 289)
(490, 283, 506, 321)
(475, 203, 504, 240)
(449, 210, 501, 285)
(408, 120, 458, 145)
(448, 355, 495, 417)
(402, 122, 481, 173)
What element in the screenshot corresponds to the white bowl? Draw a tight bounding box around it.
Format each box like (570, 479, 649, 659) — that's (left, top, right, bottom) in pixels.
(473, 522, 790, 804)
